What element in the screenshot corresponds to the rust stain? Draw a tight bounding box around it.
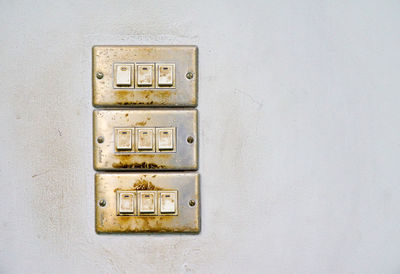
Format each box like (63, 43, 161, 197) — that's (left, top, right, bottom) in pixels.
(115, 216, 187, 233)
(113, 178, 161, 193)
(99, 218, 197, 233)
(139, 91, 155, 97)
(112, 161, 166, 169)
(116, 101, 155, 105)
(114, 89, 175, 105)
(154, 90, 174, 100)
(133, 178, 160, 190)
(114, 90, 132, 101)
(140, 47, 154, 56)
(135, 121, 147, 126)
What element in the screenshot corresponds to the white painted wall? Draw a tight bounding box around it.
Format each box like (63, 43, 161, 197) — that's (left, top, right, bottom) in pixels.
(1, 0, 400, 273)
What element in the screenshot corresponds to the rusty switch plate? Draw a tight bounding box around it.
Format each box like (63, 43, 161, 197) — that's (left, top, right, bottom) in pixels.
(95, 172, 200, 233)
(92, 45, 200, 234)
(92, 45, 198, 107)
(93, 109, 198, 171)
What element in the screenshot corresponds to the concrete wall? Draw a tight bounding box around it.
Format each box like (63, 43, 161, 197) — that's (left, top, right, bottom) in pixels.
(1, 0, 400, 273)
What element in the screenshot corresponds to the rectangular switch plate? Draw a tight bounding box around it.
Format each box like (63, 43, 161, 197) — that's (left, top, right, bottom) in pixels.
(92, 45, 198, 107)
(93, 109, 198, 171)
(95, 172, 200, 233)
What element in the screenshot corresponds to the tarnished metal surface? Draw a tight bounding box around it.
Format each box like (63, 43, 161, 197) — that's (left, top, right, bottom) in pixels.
(95, 172, 200, 233)
(93, 109, 198, 171)
(92, 45, 198, 107)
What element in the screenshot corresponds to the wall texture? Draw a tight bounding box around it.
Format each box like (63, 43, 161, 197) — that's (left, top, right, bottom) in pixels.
(1, 0, 400, 273)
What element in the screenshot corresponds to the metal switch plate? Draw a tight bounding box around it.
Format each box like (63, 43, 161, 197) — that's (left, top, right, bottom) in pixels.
(93, 109, 198, 171)
(95, 172, 200, 233)
(92, 46, 197, 107)
(92, 45, 200, 234)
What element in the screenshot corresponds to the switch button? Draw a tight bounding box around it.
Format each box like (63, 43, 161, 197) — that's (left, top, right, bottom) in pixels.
(137, 65, 154, 87)
(139, 191, 156, 214)
(137, 128, 154, 151)
(157, 65, 174, 86)
(157, 128, 174, 150)
(118, 192, 135, 214)
(116, 129, 132, 150)
(115, 64, 132, 86)
(160, 191, 177, 214)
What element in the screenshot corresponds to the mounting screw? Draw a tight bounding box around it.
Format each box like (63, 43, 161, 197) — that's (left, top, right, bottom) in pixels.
(189, 200, 196, 207)
(97, 136, 104, 143)
(96, 72, 104, 79)
(99, 199, 106, 207)
(187, 136, 194, 144)
(186, 72, 194, 80)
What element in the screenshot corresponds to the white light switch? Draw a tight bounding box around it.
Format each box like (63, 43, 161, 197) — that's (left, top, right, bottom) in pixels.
(137, 64, 154, 87)
(159, 191, 177, 214)
(157, 64, 174, 87)
(116, 129, 132, 150)
(115, 64, 132, 86)
(139, 191, 156, 214)
(137, 128, 154, 151)
(118, 192, 135, 214)
(157, 128, 174, 150)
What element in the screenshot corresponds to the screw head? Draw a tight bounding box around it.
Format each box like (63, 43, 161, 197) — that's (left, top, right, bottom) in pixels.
(187, 136, 194, 144)
(97, 136, 104, 143)
(186, 72, 194, 80)
(99, 199, 106, 207)
(96, 72, 104, 79)
(189, 200, 196, 207)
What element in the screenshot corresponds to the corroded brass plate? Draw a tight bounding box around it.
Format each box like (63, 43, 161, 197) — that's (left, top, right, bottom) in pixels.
(93, 109, 198, 171)
(95, 172, 200, 233)
(92, 45, 198, 107)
